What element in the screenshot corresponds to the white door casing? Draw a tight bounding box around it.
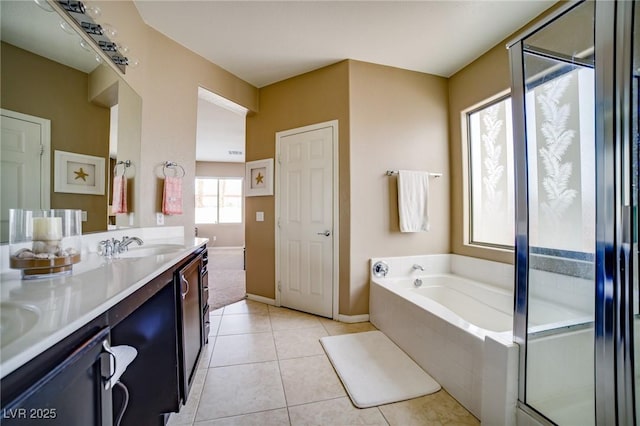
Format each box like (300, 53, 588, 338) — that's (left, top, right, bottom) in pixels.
(1, 110, 51, 241)
(275, 120, 339, 319)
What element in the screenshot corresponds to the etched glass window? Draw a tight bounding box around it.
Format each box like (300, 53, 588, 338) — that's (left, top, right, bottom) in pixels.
(467, 97, 515, 247)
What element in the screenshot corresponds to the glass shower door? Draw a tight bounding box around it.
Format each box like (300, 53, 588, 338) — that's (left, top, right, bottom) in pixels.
(511, 1, 640, 424)
(511, 1, 597, 424)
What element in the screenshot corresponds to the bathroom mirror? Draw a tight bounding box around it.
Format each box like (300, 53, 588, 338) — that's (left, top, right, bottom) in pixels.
(0, 0, 142, 242)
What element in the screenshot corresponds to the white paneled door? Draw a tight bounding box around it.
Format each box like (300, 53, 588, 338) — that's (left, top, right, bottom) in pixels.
(0, 110, 50, 241)
(276, 121, 337, 318)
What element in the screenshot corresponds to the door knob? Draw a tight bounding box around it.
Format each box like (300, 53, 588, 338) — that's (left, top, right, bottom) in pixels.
(317, 230, 331, 237)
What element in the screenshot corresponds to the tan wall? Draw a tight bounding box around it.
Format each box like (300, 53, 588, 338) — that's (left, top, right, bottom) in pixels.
(91, 1, 259, 237)
(448, 3, 562, 265)
(1, 42, 110, 233)
(448, 43, 514, 265)
(195, 161, 245, 247)
(245, 61, 350, 302)
(348, 61, 450, 314)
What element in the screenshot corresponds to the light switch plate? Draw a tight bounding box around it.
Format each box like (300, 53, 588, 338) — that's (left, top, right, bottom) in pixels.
(256, 211, 264, 222)
(81, 211, 87, 222)
(156, 212, 164, 225)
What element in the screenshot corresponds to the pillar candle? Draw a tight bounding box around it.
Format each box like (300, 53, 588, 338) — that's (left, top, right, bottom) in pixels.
(32, 217, 62, 241)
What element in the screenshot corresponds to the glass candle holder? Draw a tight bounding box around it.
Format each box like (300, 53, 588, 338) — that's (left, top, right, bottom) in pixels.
(9, 209, 82, 279)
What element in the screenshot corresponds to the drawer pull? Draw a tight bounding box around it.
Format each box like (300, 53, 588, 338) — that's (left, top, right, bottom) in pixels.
(181, 275, 190, 299)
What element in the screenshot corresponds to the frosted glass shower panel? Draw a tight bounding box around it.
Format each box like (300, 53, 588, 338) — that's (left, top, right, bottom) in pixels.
(525, 62, 595, 253)
(520, 1, 595, 424)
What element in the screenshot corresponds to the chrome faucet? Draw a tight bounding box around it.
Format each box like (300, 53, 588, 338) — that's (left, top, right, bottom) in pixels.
(412, 264, 424, 271)
(120, 236, 143, 251)
(99, 236, 143, 257)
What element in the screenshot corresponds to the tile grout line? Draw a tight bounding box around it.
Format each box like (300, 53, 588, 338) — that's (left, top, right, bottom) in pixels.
(269, 306, 294, 425)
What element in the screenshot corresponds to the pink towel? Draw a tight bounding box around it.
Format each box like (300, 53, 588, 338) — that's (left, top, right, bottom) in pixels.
(163, 176, 183, 215)
(112, 175, 128, 214)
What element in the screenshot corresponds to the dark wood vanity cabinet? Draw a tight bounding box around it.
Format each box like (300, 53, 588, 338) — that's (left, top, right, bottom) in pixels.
(175, 250, 204, 404)
(0, 245, 208, 426)
(1, 326, 112, 426)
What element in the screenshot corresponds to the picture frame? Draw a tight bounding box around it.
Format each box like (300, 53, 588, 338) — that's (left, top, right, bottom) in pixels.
(54, 150, 105, 195)
(245, 158, 274, 197)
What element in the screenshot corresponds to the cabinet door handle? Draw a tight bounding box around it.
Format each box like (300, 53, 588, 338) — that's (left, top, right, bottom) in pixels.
(181, 275, 189, 299)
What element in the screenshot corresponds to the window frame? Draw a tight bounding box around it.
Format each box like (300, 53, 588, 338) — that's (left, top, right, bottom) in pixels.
(194, 176, 244, 225)
(464, 92, 515, 251)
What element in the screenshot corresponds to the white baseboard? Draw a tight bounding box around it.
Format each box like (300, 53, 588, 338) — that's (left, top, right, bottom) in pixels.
(337, 313, 370, 323)
(208, 246, 245, 251)
(246, 293, 276, 306)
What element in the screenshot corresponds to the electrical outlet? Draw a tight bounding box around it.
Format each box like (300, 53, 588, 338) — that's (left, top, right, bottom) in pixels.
(212, 236, 217, 242)
(156, 213, 164, 225)
(81, 211, 87, 222)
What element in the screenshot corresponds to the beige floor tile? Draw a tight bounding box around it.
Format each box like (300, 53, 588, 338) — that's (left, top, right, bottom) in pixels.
(167, 368, 208, 425)
(271, 313, 324, 331)
(223, 299, 269, 315)
(288, 397, 388, 426)
(210, 333, 277, 367)
(320, 320, 378, 336)
(269, 307, 324, 330)
(279, 355, 346, 406)
(218, 313, 272, 335)
(194, 408, 290, 425)
(209, 315, 222, 336)
(273, 326, 328, 359)
(378, 391, 480, 426)
(197, 339, 215, 370)
(195, 362, 286, 421)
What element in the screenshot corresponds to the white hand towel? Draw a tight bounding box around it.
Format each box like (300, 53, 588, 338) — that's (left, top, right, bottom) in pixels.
(397, 170, 430, 232)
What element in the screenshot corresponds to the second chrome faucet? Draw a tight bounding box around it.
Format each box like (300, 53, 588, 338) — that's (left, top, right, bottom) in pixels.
(99, 236, 144, 257)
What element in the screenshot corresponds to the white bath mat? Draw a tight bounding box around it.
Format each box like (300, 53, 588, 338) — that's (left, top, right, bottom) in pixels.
(320, 330, 440, 408)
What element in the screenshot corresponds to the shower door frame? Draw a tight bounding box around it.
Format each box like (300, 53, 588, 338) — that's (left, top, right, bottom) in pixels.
(509, 0, 637, 424)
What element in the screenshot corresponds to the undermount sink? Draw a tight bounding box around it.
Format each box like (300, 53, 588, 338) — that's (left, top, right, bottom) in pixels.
(117, 244, 184, 259)
(0, 302, 40, 348)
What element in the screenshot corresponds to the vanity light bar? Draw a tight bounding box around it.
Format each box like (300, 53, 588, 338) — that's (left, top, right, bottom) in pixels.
(58, 0, 85, 14)
(111, 56, 129, 66)
(81, 21, 102, 35)
(55, 0, 131, 74)
(99, 41, 118, 52)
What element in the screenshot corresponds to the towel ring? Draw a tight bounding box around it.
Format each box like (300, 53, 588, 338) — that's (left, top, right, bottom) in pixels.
(113, 160, 131, 177)
(163, 161, 185, 178)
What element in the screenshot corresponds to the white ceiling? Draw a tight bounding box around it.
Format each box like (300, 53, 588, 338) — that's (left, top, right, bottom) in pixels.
(134, 0, 555, 88)
(135, 0, 555, 163)
(196, 87, 247, 163)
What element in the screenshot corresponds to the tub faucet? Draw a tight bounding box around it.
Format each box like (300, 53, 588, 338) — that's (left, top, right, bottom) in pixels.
(412, 264, 424, 271)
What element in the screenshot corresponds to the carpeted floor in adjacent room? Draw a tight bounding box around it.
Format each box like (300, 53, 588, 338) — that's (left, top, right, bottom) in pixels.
(207, 248, 246, 310)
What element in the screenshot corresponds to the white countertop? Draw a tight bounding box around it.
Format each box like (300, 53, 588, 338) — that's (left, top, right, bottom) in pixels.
(0, 230, 207, 379)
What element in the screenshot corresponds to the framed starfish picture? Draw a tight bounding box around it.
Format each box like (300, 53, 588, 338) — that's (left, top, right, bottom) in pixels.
(245, 158, 273, 197)
(54, 150, 105, 195)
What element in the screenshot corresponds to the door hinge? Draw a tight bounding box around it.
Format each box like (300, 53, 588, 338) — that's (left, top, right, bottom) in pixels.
(277, 281, 282, 292)
(277, 218, 281, 228)
(40, 144, 44, 156)
(277, 154, 281, 164)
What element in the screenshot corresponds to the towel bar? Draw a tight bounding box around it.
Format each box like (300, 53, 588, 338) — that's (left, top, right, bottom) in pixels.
(385, 170, 442, 178)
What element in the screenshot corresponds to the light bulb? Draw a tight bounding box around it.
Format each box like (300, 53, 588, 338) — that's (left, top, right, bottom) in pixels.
(59, 21, 75, 35)
(33, 0, 54, 12)
(116, 43, 130, 55)
(128, 57, 140, 69)
(94, 54, 103, 64)
(79, 39, 92, 51)
(86, 5, 102, 19)
(102, 23, 118, 39)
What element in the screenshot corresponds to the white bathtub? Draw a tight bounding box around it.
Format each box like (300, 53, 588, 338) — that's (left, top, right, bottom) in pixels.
(369, 254, 519, 425)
